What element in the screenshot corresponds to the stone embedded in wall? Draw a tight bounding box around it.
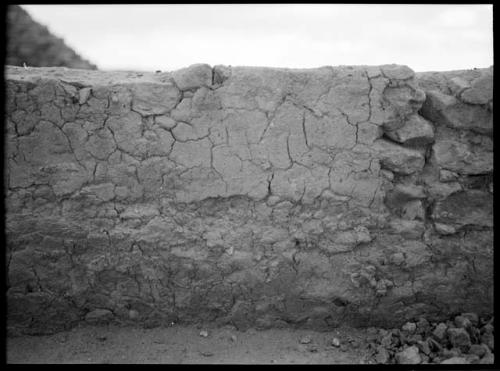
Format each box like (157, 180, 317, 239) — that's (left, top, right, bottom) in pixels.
(384, 114, 435, 146)
(420, 91, 492, 135)
(460, 71, 493, 105)
(374, 140, 426, 175)
(432, 190, 493, 229)
(418, 67, 493, 135)
(432, 138, 493, 175)
(5, 64, 493, 335)
(172, 63, 213, 91)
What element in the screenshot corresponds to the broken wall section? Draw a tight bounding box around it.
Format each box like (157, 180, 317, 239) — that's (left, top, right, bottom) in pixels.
(5, 64, 493, 334)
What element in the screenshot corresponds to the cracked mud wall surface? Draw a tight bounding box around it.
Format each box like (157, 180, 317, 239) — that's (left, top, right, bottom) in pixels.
(5, 64, 493, 335)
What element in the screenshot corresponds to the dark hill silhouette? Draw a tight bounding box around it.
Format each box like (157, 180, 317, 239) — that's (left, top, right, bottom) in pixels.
(6, 5, 97, 69)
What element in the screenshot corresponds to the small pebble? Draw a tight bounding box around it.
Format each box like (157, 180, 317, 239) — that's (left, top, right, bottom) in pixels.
(402, 322, 417, 333)
(199, 330, 209, 337)
(331, 337, 341, 347)
(308, 345, 318, 353)
(299, 335, 312, 344)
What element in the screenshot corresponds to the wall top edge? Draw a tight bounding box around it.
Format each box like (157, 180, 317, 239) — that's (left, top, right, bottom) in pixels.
(5, 64, 492, 87)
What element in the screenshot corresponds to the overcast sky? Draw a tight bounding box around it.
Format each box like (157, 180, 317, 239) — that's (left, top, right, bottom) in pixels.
(22, 4, 493, 72)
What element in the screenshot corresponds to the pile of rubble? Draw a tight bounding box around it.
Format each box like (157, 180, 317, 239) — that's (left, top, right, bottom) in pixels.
(362, 313, 494, 364)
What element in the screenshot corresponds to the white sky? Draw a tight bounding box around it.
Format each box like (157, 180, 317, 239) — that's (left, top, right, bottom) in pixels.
(21, 4, 493, 72)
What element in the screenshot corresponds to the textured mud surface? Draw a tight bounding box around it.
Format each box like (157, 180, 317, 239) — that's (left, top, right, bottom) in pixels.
(5, 64, 493, 336)
(6, 5, 97, 69)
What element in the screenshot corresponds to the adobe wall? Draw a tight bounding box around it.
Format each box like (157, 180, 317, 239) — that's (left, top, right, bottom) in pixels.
(5, 64, 493, 334)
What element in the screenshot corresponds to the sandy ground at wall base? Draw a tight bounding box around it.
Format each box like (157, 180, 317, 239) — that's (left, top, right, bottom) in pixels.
(7, 324, 369, 364)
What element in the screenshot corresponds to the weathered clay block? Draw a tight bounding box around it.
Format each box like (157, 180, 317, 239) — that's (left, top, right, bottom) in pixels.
(5, 64, 493, 335)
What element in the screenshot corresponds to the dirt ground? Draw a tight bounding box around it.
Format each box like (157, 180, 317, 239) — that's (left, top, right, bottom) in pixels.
(7, 324, 371, 364)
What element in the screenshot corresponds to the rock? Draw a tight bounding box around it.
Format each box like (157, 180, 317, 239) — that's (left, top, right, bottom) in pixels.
(479, 352, 494, 364)
(299, 335, 312, 344)
(416, 340, 430, 355)
(378, 328, 389, 337)
(200, 351, 214, 357)
(465, 354, 480, 364)
(131, 82, 181, 115)
(439, 169, 458, 182)
(230, 335, 237, 342)
(78, 87, 92, 105)
(416, 318, 430, 334)
(432, 190, 493, 229)
(420, 354, 430, 364)
(401, 322, 417, 333)
(385, 184, 426, 209)
(440, 356, 468, 364)
(375, 346, 390, 364)
(468, 326, 481, 343)
(469, 344, 487, 358)
(454, 315, 472, 330)
(385, 114, 434, 146)
(375, 140, 425, 175)
(331, 337, 340, 347)
(427, 338, 442, 352)
(85, 309, 113, 323)
(448, 77, 470, 95)
(212, 65, 231, 86)
(432, 323, 448, 341)
(432, 139, 493, 175)
(389, 252, 406, 266)
(420, 90, 492, 135)
(447, 327, 471, 352)
(380, 64, 415, 80)
(402, 200, 425, 221)
(480, 332, 494, 351)
(481, 322, 494, 334)
(199, 330, 209, 338)
(172, 64, 213, 90)
(406, 334, 423, 344)
(307, 345, 318, 353)
(460, 73, 493, 105)
(434, 223, 457, 235)
(380, 333, 393, 348)
(395, 345, 422, 364)
(442, 348, 461, 359)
